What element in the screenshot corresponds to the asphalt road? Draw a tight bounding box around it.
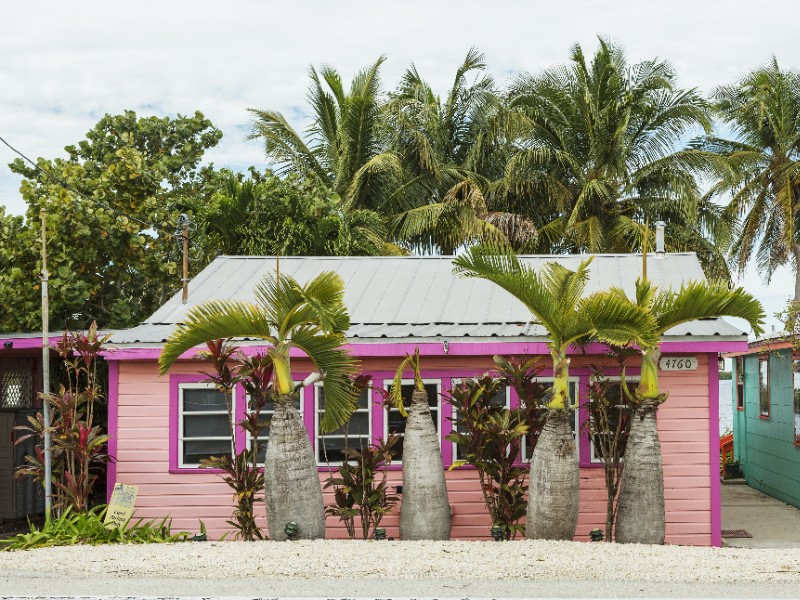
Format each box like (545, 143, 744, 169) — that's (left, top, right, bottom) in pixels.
(1, 573, 799, 599)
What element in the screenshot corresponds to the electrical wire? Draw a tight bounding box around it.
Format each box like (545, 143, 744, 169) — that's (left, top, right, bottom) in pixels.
(0, 133, 176, 236)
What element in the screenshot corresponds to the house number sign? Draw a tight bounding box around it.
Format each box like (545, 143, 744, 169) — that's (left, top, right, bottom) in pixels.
(659, 356, 698, 371)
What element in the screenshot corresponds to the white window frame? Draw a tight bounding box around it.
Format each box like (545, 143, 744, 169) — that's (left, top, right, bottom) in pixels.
(178, 382, 234, 468)
(245, 385, 304, 467)
(520, 377, 580, 463)
(588, 376, 639, 464)
(315, 383, 372, 465)
(449, 377, 511, 462)
(383, 378, 442, 462)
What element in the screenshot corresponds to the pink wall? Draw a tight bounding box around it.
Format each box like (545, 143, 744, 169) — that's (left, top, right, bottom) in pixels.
(110, 351, 714, 544)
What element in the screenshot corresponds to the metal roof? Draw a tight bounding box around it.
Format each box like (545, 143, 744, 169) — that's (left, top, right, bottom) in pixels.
(110, 254, 747, 345)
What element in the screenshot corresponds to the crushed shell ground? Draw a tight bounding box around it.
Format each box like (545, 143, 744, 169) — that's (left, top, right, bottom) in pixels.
(1, 540, 799, 583)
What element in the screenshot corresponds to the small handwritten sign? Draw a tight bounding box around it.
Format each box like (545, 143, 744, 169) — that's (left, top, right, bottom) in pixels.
(659, 356, 698, 371)
(104, 483, 138, 529)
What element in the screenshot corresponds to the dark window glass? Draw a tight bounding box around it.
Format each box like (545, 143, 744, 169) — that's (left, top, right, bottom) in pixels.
(317, 387, 370, 464)
(386, 382, 439, 461)
(180, 386, 231, 466)
(759, 355, 770, 418)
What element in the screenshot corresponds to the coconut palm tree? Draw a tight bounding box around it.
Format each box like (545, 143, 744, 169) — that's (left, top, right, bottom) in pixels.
(612, 277, 764, 544)
(503, 39, 728, 279)
(391, 349, 450, 540)
(158, 271, 359, 540)
(248, 56, 400, 211)
(453, 244, 659, 540)
(703, 59, 800, 299)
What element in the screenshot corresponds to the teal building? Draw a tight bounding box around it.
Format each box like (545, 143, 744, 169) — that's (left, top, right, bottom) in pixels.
(731, 337, 800, 508)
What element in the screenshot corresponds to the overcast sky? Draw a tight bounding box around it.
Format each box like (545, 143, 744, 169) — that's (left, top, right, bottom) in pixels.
(0, 0, 796, 334)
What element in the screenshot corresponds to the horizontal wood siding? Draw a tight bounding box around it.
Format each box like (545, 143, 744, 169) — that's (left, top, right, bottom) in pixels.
(114, 352, 712, 544)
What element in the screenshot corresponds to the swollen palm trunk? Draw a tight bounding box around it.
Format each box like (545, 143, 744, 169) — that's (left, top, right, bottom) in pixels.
(264, 397, 325, 540)
(614, 400, 665, 544)
(399, 389, 451, 540)
(526, 410, 579, 540)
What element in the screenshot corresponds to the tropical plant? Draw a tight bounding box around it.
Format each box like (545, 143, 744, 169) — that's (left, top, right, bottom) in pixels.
(248, 57, 400, 212)
(503, 38, 727, 278)
(324, 434, 400, 539)
(390, 348, 451, 540)
(0, 506, 192, 550)
(703, 59, 800, 299)
(195, 340, 273, 541)
(610, 276, 765, 544)
(158, 270, 360, 540)
(453, 244, 659, 540)
(15, 323, 112, 512)
(583, 353, 635, 542)
(445, 366, 536, 540)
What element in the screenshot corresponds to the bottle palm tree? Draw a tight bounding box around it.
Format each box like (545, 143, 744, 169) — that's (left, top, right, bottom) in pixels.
(503, 38, 728, 279)
(158, 270, 359, 540)
(248, 57, 401, 212)
(612, 277, 764, 544)
(453, 244, 659, 540)
(391, 349, 451, 540)
(702, 58, 800, 300)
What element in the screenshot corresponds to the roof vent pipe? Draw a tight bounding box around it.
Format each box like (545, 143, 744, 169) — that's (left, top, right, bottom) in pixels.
(655, 221, 666, 259)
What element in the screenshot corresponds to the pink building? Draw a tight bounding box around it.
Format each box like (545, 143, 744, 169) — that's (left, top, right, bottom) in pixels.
(105, 254, 746, 545)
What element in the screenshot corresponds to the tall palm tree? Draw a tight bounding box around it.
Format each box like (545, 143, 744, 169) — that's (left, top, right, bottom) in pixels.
(453, 244, 659, 540)
(611, 277, 764, 544)
(391, 349, 450, 540)
(385, 49, 534, 254)
(248, 57, 400, 211)
(703, 59, 800, 299)
(504, 39, 728, 279)
(159, 271, 359, 540)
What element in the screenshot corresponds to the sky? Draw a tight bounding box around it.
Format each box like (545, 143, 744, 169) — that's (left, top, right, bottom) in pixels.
(0, 0, 796, 334)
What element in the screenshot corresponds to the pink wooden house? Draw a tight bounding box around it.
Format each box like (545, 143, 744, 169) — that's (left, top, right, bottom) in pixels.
(105, 254, 746, 545)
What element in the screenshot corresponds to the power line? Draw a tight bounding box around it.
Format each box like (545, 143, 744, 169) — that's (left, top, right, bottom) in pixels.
(0, 134, 174, 235)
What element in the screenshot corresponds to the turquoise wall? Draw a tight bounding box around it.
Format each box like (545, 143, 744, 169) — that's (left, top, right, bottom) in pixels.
(734, 349, 800, 508)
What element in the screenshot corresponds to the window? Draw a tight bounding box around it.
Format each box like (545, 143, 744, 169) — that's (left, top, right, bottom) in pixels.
(317, 385, 371, 464)
(179, 383, 233, 468)
(384, 380, 440, 461)
(451, 382, 510, 461)
(590, 379, 637, 463)
(793, 359, 800, 444)
(248, 388, 303, 465)
(735, 356, 745, 411)
(759, 354, 770, 418)
(522, 380, 579, 461)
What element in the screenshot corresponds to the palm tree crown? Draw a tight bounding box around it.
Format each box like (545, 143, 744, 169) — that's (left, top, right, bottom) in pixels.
(158, 270, 360, 431)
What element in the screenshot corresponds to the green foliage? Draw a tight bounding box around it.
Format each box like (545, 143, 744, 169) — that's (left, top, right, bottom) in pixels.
(195, 341, 274, 541)
(15, 323, 112, 512)
(703, 59, 800, 289)
(324, 434, 400, 539)
(0, 111, 221, 332)
(777, 300, 800, 349)
(158, 270, 359, 432)
(445, 356, 547, 539)
(0, 506, 191, 550)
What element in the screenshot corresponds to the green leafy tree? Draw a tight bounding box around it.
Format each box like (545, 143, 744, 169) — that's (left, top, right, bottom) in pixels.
(1, 111, 222, 331)
(703, 59, 800, 299)
(453, 244, 659, 540)
(504, 39, 726, 277)
(248, 57, 401, 211)
(158, 270, 359, 540)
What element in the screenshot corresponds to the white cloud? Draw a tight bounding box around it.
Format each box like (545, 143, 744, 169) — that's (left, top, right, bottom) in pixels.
(1, 0, 798, 328)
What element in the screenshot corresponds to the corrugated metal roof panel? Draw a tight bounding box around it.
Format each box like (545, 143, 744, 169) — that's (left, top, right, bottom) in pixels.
(114, 254, 746, 345)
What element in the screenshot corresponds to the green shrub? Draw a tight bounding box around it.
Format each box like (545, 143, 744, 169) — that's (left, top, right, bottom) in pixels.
(0, 506, 192, 550)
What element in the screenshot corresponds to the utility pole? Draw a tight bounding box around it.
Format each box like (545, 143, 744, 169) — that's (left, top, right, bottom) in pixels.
(40, 208, 52, 519)
(179, 214, 189, 304)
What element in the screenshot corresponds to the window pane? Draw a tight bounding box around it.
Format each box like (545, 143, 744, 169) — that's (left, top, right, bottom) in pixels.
(183, 439, 231, 464)
(183, 388, 227, 412)
(321, 412, 370, 436)
(184, 414, 231, 437)
(318, 436, 370, 464)
(759, 355, 769, 417)
(319, 387, 369, 410)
